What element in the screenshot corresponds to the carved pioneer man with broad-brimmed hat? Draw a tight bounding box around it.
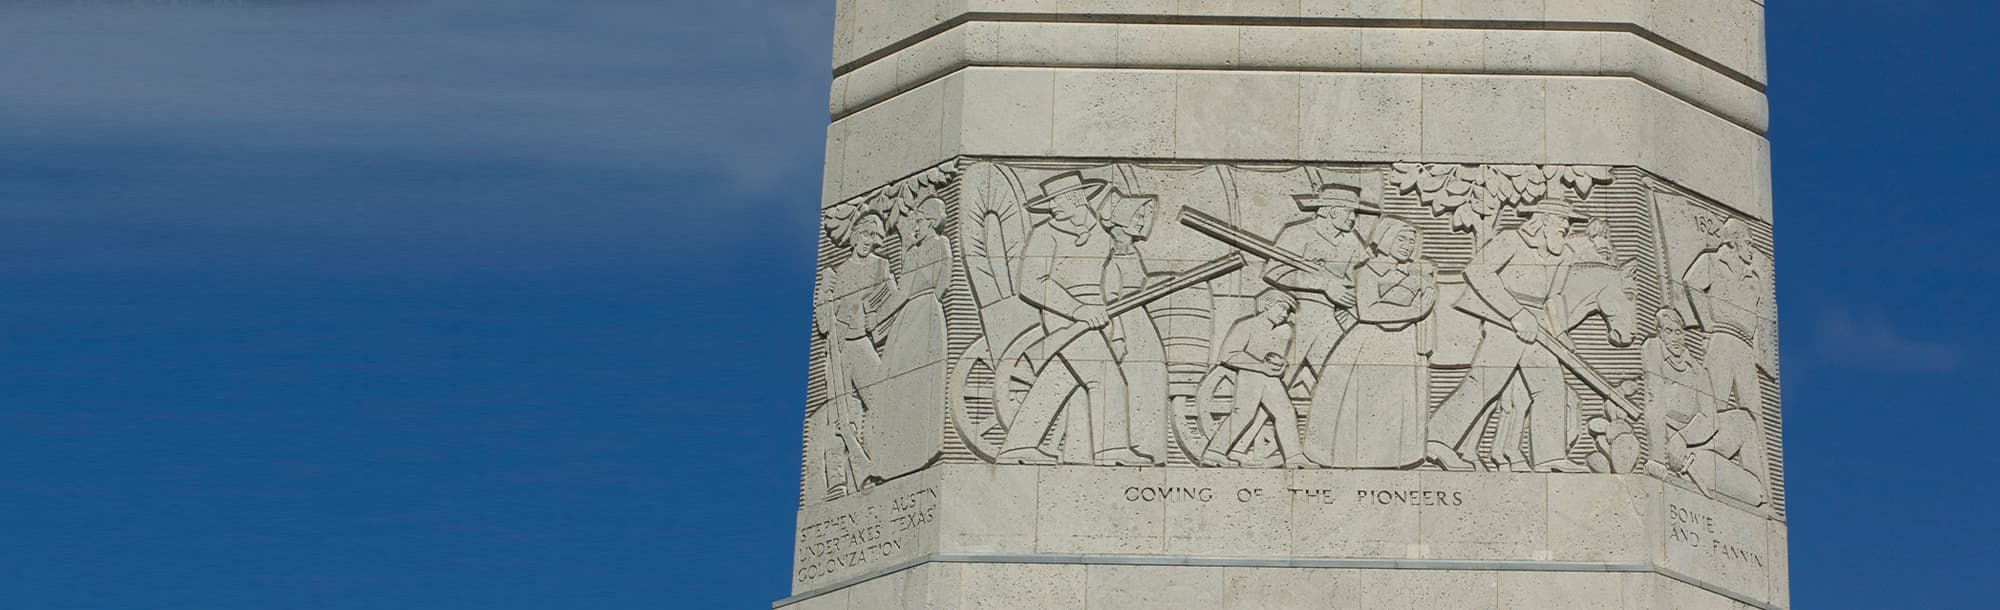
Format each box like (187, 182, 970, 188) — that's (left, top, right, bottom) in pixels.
(1263, 181, 1385, 390)
(1674, 217, 1774, 505)
(996, 171, 1156, 466)
(1425, 195, 1594, 472)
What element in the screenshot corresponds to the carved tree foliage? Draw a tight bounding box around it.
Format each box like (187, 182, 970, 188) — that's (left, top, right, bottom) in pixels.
(1391, 163, 1616, 245)
(822, 164, 959, 245)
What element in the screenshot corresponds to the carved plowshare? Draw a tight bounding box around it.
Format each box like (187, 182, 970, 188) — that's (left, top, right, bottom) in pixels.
(806, 159, 1782, 514)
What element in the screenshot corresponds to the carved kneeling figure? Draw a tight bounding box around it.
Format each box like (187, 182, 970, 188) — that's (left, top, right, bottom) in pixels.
(1666, 409, 1766, 507)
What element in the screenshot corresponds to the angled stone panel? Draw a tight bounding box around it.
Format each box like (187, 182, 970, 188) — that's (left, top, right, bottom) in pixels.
(827, 23, 1770, 133)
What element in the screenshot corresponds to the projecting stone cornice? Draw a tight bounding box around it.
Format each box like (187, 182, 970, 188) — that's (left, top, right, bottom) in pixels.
(828, 20, 1770, 135)
(824, 69, 1774, 221)
(830, 2, 1769, 86)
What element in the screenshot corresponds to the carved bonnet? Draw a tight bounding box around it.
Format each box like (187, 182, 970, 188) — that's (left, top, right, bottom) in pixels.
(1099, 189, 1159, 230)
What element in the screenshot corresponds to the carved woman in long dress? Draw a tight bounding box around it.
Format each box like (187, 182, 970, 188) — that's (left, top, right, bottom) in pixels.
(1302, 217, 1437, 468)
(885, 198, 951, 367)
(1096, 191, 1169, 465)
(874, 197, 953, 479)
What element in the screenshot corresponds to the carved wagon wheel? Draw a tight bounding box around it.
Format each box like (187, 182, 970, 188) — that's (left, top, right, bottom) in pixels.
(946, 335, 1006, 462)
(1172, 366, 1287, 466)
(948, 325, 1076, 461)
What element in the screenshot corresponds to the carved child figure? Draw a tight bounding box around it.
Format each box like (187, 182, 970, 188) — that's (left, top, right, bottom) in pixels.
(1202, 289, 1314, 468)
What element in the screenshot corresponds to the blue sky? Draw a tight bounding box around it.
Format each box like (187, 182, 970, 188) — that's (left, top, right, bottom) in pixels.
(0, 1, 1992, 608)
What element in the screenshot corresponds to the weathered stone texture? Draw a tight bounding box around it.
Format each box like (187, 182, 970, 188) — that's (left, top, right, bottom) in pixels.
(788, 1, 1782, 608)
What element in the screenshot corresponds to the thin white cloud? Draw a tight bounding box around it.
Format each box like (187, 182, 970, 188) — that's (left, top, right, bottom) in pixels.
(1812, 306, 1964, 371)
(0, 0, 834, 189)
(0, 0, 836, 271)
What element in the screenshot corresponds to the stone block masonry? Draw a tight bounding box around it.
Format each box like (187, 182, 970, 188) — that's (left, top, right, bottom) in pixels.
(788, 2, 1783, 608)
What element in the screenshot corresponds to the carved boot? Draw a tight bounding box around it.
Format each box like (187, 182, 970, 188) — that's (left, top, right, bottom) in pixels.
(1199, 449, 1232, 467)
(1096, 448, 1153, 467)
(1506, 457, 1534, 473)
(996, 446, 1059, 465)
(1426, 441, 1474, 470)
(1539, 459, 1591, 473)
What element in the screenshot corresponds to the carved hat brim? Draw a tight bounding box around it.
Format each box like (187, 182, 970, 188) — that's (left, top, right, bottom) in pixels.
(1293, 181, 1382, 213)
(1293, 193, 1385, 213)
(1024, 175, 1110, 212)
(1521, 199, 1591, 220)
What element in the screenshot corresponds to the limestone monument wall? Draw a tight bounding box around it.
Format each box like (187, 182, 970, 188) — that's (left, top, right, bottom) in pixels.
(784, 2, 1783, 608)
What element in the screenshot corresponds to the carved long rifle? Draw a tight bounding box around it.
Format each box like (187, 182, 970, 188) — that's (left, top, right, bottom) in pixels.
(1531, 324, 1644, 421)
(1179, 207, 1360, 327)
(1179, 209, 1319, 272)
(1181, 208, 1641, 421)
(1024, 253, 1246, 374)
(1447, 282, 1645, 421)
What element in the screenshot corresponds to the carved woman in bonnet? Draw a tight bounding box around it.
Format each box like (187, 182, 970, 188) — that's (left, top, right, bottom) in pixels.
(1098, 190, 1157, 302)
(1094, 189, 1169, 465)
(1302, 217, 1438, 469)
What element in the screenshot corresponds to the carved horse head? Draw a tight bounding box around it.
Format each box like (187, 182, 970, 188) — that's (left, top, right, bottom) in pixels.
(1558, 223, 1641, 347)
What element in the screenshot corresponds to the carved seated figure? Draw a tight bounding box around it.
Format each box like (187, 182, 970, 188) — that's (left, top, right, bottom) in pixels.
(1638, 308, 1766, 507)
(1667, 410, 1767, 507)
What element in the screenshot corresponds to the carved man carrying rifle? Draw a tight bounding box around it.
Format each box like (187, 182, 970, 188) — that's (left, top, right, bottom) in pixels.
(996, 172, 1152, 466)
(1424, 196, 1593, 472)
(1263, 182, 1383, 389)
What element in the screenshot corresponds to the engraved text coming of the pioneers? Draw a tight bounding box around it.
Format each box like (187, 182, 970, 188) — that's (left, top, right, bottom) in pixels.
(1120, 484, 1467, 507)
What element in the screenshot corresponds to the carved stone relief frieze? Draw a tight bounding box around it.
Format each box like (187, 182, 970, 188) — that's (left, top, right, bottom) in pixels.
(1645, 180, 1784, 513)
(808, 164, 960, 500)
(803, 159, 1783, 517)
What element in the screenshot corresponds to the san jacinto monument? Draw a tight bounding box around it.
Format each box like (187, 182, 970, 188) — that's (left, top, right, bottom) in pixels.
(783, 2, 1785, 608)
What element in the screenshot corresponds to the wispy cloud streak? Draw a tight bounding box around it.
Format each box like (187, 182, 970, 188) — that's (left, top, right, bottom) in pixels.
(0, 0, 833, 184)
(1811, 306, 1964, 371)
(0, 1, 835, 271)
